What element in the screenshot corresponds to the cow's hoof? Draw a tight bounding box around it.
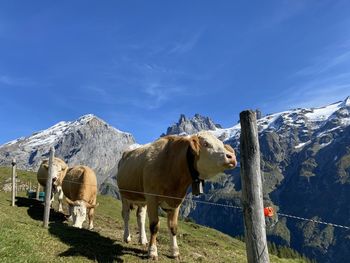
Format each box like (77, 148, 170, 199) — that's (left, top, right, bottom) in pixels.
(170, 246, 180, 259)
(139, 239, 148, 246)
(149, 255, 158, 261)
(170, 250, 180, 260)
(148, 245, 158, 260)
(172, 255, 180, 261)
(170, 253, 180, 260)
(124, 235, 131, 243)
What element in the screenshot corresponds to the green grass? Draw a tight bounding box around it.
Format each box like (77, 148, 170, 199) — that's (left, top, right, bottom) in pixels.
(0, 168, 308, 262)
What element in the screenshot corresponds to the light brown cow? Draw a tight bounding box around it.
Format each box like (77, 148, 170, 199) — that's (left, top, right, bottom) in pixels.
(37, 157, 68, 212)
(62, 165, 98, 230)
(117, 131, 237, 260)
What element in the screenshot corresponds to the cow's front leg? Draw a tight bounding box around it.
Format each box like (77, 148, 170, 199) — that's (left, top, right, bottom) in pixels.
(46, 187, 55, 208)
(67, 204, 73, 221)
(167, 207, 180, 259)
(137, 205, 148, 245)
(122, 199, 131, 243)
(147, 202, 160, 260)
(57, 186, 64, 212)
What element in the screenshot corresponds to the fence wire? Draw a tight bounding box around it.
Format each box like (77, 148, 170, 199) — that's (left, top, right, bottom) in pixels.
(3, 175, 350, 231)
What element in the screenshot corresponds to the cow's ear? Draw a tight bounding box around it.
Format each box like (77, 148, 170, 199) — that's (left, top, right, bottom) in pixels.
(189, 136, 200, 156)
(224, 144, 235, 154)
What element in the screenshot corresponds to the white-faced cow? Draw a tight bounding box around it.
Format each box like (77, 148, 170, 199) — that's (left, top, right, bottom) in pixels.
(62, 165, 98, 230)
(37, 157, 68, 212)
(117, 131, 237, 260)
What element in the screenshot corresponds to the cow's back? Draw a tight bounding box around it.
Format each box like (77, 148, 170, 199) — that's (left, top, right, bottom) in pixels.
(62, 166, 97, 205)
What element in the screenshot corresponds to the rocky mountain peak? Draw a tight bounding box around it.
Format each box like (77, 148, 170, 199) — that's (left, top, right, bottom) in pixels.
(178, 114, 187, 123)
(163, 113, 222, 136)
(74, 114, 97, 125)
(0, 115, 136, 189)
(73, 114, 107, 128)
(340, 96, 350, 108)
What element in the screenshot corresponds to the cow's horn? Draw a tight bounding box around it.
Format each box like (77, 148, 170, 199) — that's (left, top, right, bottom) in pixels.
(65, 197, 80, 206)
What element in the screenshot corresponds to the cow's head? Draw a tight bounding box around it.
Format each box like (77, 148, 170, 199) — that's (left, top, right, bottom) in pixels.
(42, 159, 68, 190)
(189, 131, 237, 179)
(66, 199, 97, 229)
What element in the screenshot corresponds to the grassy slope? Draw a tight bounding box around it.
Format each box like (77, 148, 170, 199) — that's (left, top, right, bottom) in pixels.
(0, 168, 306, 263)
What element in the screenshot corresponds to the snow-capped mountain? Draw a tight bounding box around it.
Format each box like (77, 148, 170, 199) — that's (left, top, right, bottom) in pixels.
(0, 114, 136, 188)
(213, 96, 350, 144)
(169, 97, 350, 146)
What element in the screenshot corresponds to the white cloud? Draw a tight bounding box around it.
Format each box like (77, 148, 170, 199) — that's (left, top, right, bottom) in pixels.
(0, 74, 37, 87)
(142, 83, 184, 109)
(295, 50, 350, 77)
(169, 30, 204, 54)
(256, 1, 307, 30)
(271, 41, 350, 110)
(265, 72, 350, 112)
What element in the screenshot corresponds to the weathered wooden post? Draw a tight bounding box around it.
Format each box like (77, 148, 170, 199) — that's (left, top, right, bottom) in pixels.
(43, 147, 55, 228)
(240, 110, 270, 263)
(11, 159, 16, 207)
(36, 183, 41, 200)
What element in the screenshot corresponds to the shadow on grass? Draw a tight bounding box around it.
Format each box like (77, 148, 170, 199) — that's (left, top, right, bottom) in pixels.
(15, 196, 66, 223)
(15, 197, 147, 262)
(49, 222, 148, 262)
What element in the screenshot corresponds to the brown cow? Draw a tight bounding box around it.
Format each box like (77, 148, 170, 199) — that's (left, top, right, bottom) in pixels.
(62, 165, 98, 229)
(117, 131, 237, 260)
(37, 157, 68, 212)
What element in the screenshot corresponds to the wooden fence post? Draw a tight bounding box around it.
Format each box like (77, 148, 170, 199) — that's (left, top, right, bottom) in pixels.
(11, 159, 16, 207)
(43, 147, 55, 228)
(240, 110, 270, 263)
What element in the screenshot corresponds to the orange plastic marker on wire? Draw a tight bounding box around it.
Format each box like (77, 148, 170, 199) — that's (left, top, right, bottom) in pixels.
(264, 206, 278, 229)
(264, 206, 274, 217)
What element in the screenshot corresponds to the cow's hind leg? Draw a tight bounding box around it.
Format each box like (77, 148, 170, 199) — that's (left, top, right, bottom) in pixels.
(122, 199, 131, 243)
(137, 205, 148, 245)
(147, 200, 159, 260)
(88, 207, 95, 230)
(167, 207, 180, 259)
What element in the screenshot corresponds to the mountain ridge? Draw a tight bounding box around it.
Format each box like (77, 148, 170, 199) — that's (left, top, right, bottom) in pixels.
(0, 97, 349, 263)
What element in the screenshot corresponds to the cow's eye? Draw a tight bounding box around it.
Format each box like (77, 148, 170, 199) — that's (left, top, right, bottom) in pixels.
(203, 142, 211, 148)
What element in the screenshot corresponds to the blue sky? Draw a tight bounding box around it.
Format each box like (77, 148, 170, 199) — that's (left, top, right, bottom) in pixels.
(1, 1, 350, 144)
